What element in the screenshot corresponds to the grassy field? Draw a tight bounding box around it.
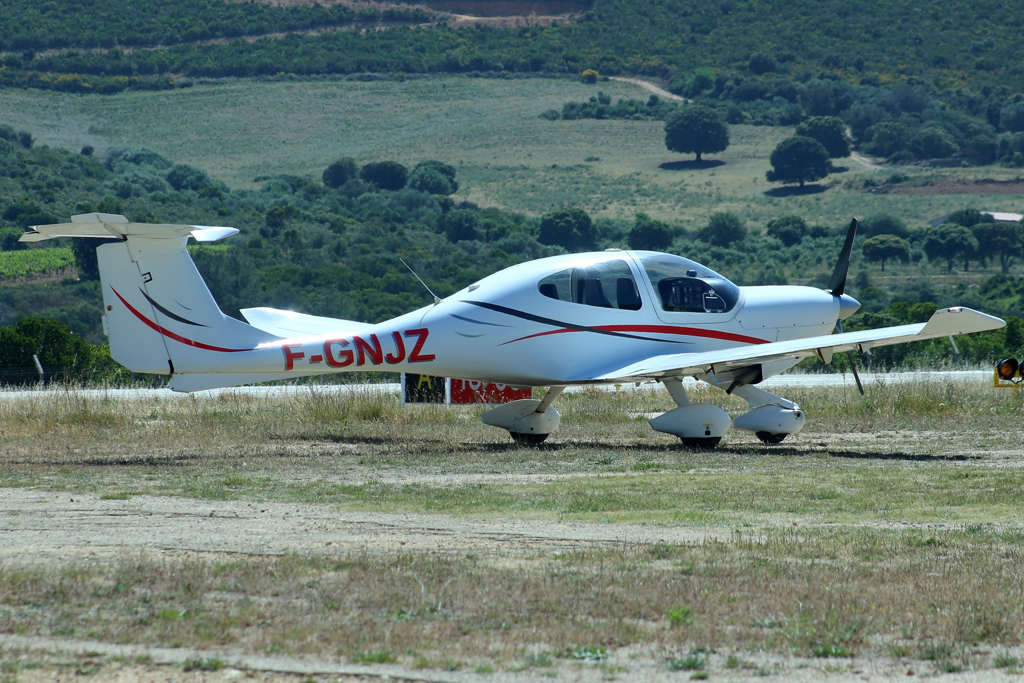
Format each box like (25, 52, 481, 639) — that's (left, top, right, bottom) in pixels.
(3, 76, 1023, 234)
(1, 382, 1023, 679)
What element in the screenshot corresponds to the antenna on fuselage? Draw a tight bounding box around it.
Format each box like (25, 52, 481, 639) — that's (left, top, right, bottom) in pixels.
(399, 257, 442, 305)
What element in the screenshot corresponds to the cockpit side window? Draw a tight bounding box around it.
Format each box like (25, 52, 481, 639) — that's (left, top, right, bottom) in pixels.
(638, 253, 740, 313)
(538, 259, 643, 311)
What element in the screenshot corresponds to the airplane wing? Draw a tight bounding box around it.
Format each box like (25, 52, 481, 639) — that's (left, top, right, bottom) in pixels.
(240, 307, 373, 338)
(594, 307, 1005, 382)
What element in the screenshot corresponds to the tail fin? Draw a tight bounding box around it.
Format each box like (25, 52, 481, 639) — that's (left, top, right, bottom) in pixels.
(22, 213, 278, 376)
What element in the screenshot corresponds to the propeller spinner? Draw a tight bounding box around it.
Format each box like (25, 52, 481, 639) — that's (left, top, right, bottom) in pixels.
(828, 218, 862, 320)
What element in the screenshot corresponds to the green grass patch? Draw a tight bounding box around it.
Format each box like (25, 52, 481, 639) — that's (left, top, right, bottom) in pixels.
(0, 249, 74, 280)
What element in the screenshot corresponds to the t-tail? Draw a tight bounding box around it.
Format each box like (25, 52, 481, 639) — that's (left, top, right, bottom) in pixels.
(21, 214, 303, 390)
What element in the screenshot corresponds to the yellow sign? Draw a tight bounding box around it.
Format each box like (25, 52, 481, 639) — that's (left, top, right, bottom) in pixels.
(993, 368, 1021, 398)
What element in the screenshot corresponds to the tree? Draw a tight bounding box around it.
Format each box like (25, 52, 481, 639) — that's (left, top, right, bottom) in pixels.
(923, 223, 978, 272)
(945, 208, 990, 228)
(795, 116, 851, 158)
(166, 164, 211, 192)
(628, 213, 674, 251)
(861, 234, 910, 271)
(914, 126, 958, 159)
(538, 208, 595, 251)
(861, 214, 910, 240)
(973, 221, 1024, 273)
(698, 212, 746, 247)
(664, 105, 729, 162)
(322, 157, 359, 188)
(0, 317, 97, 385)
(863, 121, 911, 158)
(71, 238, 118, 280)
(408, 160, 458, 195)
(748, 52, 777, 75)
(263, 204, 296, 237)
(765, 215, 807, 246)
(765, 135, 830, 187)
(1000, 101, 1024, 133)
(360, 161, 408, 191)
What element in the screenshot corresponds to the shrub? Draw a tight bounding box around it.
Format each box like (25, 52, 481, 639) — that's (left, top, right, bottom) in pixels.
(748, 52, 777, 74)
(538, 208, 595, 251)
(166, 163, 211, 191)
(581, 69, 599, 83)
(360, 160, 408, 191)
(105, 146, 171, 170)
(699, 212, 746, 247)
(441, 209, 479, 242)
(914, 126, 958, 158)
(628, 213, 674, 250)
(407, 160, 458, 195)
(766, 215, 808, 246)
(322, 157, 359, 188)
(795, 116, 851, 157)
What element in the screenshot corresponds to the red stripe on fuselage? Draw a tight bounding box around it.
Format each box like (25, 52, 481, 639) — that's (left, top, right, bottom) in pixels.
(501, 324, 770, 346)
(111, 287, 254, 353)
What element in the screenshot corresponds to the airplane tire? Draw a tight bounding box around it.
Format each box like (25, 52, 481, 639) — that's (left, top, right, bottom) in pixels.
(755, 431, 787, 445)
(680, 437, 722, 449)
(510, 432, 549, 446)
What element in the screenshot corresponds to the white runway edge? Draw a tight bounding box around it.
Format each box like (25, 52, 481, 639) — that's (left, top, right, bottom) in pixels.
(0, 370, 994, 401)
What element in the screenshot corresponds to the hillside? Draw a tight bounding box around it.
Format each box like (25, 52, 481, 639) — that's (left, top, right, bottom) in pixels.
(2, 0, 1022, 98)
(0, 108, 1020, 376)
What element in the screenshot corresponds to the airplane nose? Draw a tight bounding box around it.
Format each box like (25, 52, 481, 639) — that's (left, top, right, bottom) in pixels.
(837, 293, 861, 320)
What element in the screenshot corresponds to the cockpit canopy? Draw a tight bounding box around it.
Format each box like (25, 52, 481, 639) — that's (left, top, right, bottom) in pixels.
(537, 258, 642, 310)
(637, 252, 740, 314)
(535, 252, 740, 314)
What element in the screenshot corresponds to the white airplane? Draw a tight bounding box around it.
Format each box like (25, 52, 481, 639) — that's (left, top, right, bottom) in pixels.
(23, 213, 1004, 447)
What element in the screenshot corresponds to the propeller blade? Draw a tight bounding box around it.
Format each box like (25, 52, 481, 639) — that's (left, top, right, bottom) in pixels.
(827, 218, 859, 297)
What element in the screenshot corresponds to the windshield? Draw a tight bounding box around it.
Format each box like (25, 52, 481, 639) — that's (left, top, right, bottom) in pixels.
(637, 253, 740, 313)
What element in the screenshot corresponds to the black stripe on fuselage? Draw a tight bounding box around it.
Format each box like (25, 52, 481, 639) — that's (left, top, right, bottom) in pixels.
(463, 300, 690, 344)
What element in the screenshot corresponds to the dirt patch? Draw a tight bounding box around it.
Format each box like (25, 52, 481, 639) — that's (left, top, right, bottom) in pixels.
(0, 489, 727, 566)
(875, 178, 1024, 195)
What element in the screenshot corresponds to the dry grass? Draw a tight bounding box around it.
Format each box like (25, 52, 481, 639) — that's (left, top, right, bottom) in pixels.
(1, 529, 1023, 673)
(1, 381, 1021, 526)
(2, 381, 1023, 676)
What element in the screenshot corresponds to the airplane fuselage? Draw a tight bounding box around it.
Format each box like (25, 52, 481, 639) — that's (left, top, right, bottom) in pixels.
(172, 251, 850, 387)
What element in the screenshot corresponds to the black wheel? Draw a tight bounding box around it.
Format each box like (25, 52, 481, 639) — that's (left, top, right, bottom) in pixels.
(679, 437, 722, 449)
(755, 431, 787, 445)
(510, 432, 549, 446)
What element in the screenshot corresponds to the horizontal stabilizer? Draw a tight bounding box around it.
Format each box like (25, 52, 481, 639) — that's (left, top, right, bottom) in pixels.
(595, 307, 1005, 382)
(240, 307, 372, 338)
(20, 213, 238, 243)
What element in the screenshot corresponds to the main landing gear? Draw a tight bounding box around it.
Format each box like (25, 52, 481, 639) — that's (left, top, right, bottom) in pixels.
(649, 377, 805, 448)
(481, 376, 805, 448)
(481, 386, 564, 445)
